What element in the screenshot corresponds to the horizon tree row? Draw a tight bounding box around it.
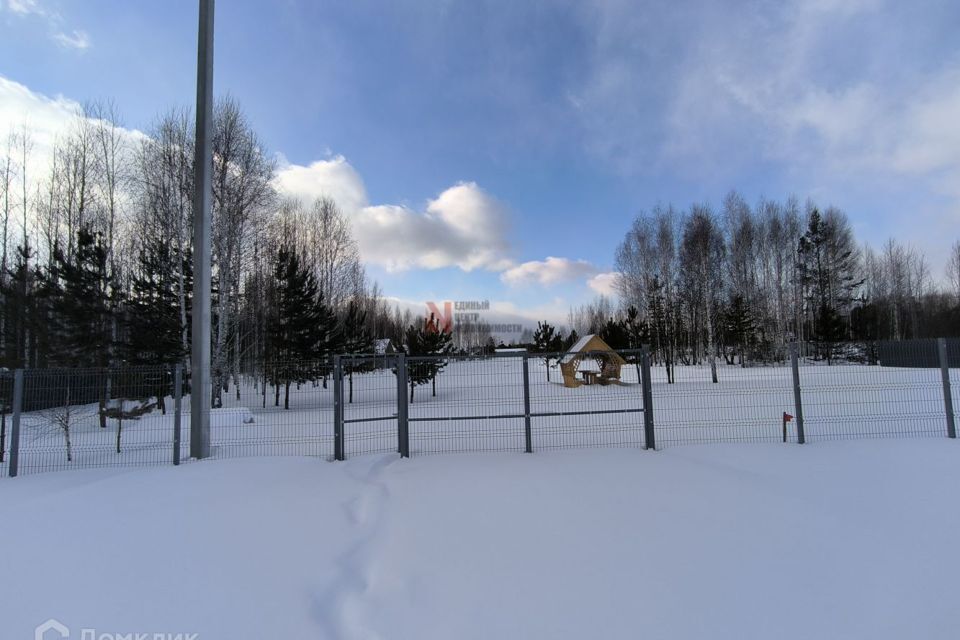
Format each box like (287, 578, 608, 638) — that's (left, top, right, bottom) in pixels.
(0, 98, 417, 407)
(595, 192, 960, 377)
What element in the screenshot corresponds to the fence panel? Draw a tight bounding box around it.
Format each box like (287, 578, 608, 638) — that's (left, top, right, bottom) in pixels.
(205, 360, 334, 460)
(12, 367, 177, 475)
(800, 340, 948, 441)
(651, 355, 795, 447)
(407, 354, 527, 455)
(342, 354, 401, 458)
(527, 350, 646, 451)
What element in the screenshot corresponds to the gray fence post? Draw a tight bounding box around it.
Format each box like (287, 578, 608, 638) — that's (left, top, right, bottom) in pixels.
(333, 356, 344, 461)
(522, 353, 533, 453)
(396, 353, 409, 458)
(641, 346, 656, 450)
(790, 342, 806, 444)
(9, 369, 24, 477)
(173, 364, 183, 465)
(938, 338, 956, 439)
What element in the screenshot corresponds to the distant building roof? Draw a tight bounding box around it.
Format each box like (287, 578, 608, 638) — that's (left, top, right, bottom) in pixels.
(374, 339, 395, 354)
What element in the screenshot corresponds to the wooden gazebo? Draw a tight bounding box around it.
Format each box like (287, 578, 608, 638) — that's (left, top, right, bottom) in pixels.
(558, 334, 626, 388)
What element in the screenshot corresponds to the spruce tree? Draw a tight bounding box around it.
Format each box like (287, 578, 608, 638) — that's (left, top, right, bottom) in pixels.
(39, 229, 117, 429)
(271, 245, 324, 409)
(44, 229, 116, 369)
(0, 243, 36, 369)
(797, 208, 863, 360)
(342, 299, 373, 403)
(723, 294, 756, 366)
(312, 286, 343, 390)
(122, 239, 192, 413)
(624, 305, 650, 375)
(422, 313, 453, 397)
(533, 321, 562, 381)
(124, 238, 191, 367)
(599, 317, 630, 350)
(404, 313, 452, 401)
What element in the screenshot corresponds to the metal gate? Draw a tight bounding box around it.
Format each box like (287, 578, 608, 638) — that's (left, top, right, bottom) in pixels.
(334, 354, 403, 459)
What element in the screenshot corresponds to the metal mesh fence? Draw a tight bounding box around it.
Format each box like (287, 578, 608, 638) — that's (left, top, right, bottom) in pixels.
(342, 355, 400, 458)
(407, 354, 528, 455)
(206, 360, 335, 461)
(652, 359, 795, 447)
(9, 367, 177, 475)
(528, 350, 646, 451)
(800, 340, 948, 441)
(1, 338, 957, 477)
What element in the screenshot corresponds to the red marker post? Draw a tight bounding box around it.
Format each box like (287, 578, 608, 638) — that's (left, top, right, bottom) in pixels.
(782, 412, 794, 443)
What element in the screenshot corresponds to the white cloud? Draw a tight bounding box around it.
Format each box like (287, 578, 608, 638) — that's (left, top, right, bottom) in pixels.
(587, 271, 620, 296)
(354, 183, 512, 272)
(274, 159, 513, 272)
(0, 75, 146, 198)
(491, 299, 569, 328)
(6, 0, 45, 15)
(501, 256, 598, 287)
(2, 0, 91, 50)
(569, 0, 960, 216)
(272, 155, 368, 215)
(1, 74, 85, 176)
(52, 29, 89, 50)
(3, 75, 512, 275)
(660, 1, 960, 193)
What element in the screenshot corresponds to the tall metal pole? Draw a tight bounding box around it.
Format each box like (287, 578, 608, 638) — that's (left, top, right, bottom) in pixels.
(191, 0, 214, 459)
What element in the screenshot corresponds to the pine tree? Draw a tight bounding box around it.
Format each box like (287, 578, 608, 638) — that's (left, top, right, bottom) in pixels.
(533, 321, 562, 381)
(0, 243, 36, 369)
(723, 294, 756, 366)
(124, 238, 191, 367)
(797, 208, 862, 360)
(341, 299, 372, 403)
(313, 286, 342, 390)
(43, 229, 116, 369)
(122, 239, 193, 415)
(622, 306, 649, 349)
(404, 313, 452, 402)
(424, 314, 453, 397)
(40, 228, 118, 429)
(599, 317, 630, 350)
(270, 245, 335, 409)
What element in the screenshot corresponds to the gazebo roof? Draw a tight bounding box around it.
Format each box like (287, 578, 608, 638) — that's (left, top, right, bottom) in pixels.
(559, 334, 626, 365)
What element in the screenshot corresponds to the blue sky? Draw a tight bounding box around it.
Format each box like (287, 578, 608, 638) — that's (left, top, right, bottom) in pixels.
(2, 0, 960, 324)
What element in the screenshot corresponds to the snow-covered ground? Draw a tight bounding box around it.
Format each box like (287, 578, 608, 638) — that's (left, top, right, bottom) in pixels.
(1, 358, 957, 475)
(3, 441, 959, 639)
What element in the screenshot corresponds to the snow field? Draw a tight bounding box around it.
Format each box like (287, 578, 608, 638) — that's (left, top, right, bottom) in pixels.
(2, 440, 960, 639)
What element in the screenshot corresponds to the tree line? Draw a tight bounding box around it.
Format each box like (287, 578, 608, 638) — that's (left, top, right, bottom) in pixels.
(566, 192, 960, 379)
(0, 98, 439, 408)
